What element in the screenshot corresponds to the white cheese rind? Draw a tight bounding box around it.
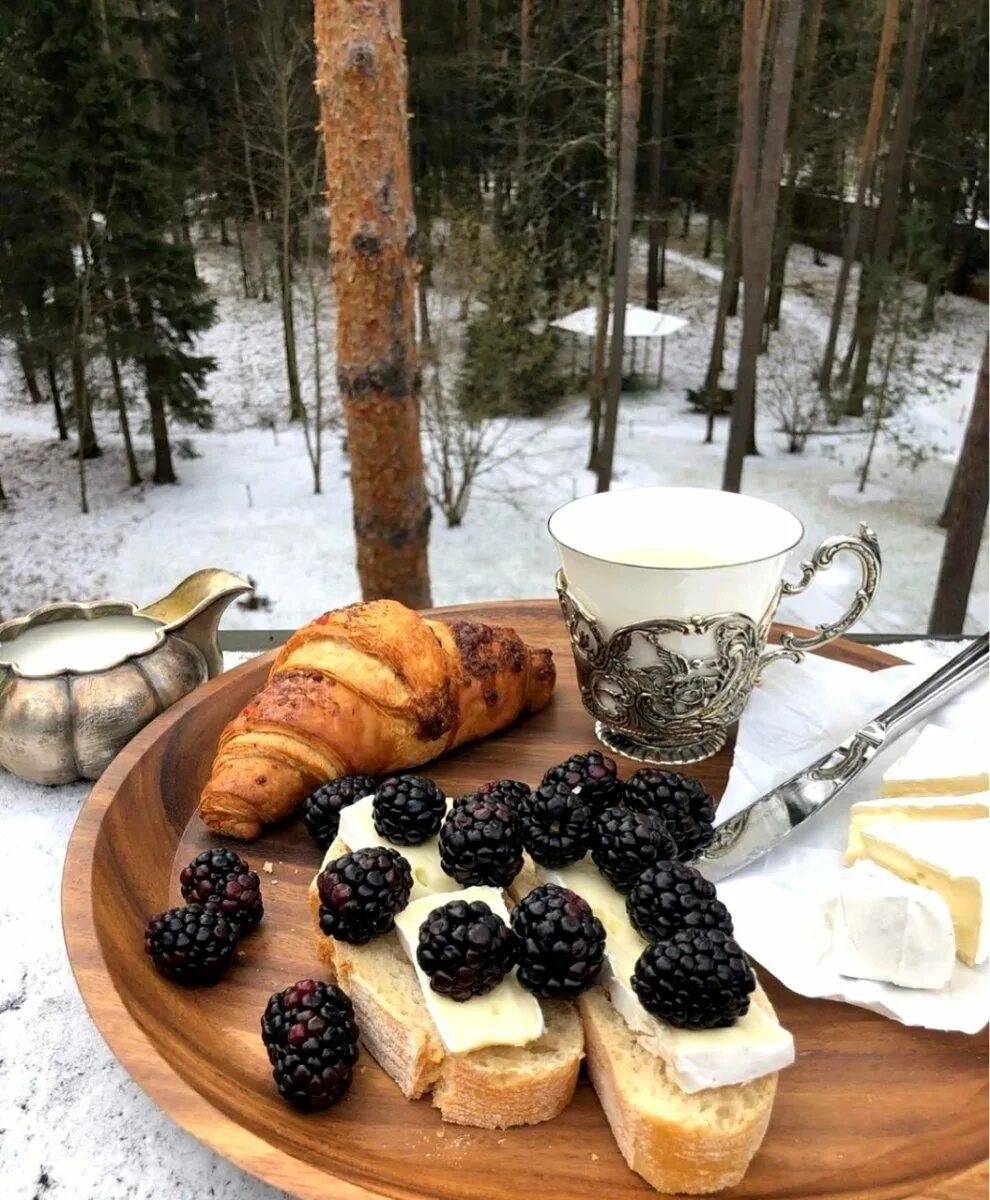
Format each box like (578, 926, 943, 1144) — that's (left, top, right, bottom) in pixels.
(830, 861, 956, 989)
(333, 794, 460, 900)
(880, 725, 988, 798)
(845, 793, 990, 862)
(538, 860, 794, 1093)
(393, 887, 545, 1055)
(860, 818, 990, 966)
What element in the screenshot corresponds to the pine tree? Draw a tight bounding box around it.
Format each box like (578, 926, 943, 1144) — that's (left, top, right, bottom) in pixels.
(315, 0, 432, 607)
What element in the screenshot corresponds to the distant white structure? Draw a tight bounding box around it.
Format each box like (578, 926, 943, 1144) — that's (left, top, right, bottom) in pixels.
(549, 304, 689, 387)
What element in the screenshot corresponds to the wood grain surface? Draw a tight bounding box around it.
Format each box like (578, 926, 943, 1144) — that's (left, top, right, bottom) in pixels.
(62, 601, 989, 1200)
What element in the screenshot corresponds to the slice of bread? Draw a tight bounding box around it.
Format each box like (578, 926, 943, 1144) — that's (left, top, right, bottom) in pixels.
(578, 985, 779, 1194)
(509, 856, 781, 1193)
(308, 839, 583, 1128)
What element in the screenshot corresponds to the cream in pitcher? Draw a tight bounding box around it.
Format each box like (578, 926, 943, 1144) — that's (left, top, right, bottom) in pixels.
(549, 487, 881, 764)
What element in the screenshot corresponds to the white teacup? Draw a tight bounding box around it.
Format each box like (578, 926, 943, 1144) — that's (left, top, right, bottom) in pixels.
(548, 487, 881, 764)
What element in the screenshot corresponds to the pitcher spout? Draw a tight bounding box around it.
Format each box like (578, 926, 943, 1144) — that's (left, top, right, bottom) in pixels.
(138, 568, 253, 677)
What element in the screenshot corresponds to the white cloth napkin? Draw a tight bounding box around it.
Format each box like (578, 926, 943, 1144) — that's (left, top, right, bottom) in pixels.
(716, 651, 988, 1034)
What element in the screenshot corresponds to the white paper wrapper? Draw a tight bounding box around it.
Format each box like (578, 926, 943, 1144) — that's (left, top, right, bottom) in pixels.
(716, 652, 989, 1034)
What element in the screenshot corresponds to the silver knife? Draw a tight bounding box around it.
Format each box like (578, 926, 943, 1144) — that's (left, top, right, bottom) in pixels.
(696, 634, 989, 883)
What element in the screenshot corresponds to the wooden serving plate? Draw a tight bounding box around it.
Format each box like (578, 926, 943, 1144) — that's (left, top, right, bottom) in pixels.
(63, 601, 988, 1200)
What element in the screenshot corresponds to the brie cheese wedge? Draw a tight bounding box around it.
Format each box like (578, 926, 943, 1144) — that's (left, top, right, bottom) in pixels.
(333, 794, 460, 901)
(860, 817, 989, 965)
(830, 860, 956, 989)
(880, 725, 988, 798)
(394, 887, 545, 1054)
(845, 793, 989, 863)
(537, 860, 794, 1093)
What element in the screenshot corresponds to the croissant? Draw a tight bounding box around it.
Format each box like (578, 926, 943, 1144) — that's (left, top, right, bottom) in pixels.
(199, 600, 556, 838)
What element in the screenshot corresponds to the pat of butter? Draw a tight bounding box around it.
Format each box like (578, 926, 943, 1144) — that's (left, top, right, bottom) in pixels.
(880, 725, 988, 798)
(830, 860, 956, 989)
(860, 817, 989, 965)
(333, 794, 460, 901)
(538, 859, 794, 1093)
(845, 793, 989, 863)
(394, 887, 545, 1055)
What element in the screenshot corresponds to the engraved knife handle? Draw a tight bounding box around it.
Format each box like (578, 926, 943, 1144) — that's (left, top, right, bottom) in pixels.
(869, 634, 988, 745)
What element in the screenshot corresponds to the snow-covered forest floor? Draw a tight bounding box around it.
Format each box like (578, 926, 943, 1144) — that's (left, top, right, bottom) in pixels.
(1, 226, 987, 634)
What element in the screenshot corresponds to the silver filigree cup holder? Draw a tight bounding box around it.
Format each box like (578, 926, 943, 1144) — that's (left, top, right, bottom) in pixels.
(555, 523, 881, 765)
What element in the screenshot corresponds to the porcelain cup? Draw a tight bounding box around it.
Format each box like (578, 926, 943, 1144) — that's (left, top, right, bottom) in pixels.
(548, 487, 881, 764)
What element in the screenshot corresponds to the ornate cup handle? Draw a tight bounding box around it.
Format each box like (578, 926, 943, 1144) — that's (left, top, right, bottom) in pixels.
(760, 523, 882, 670)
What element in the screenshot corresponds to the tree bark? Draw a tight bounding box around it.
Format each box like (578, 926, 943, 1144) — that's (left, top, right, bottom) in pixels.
(224, 0, 270, 302)
(15, 335, 44, 405)
(645, 0, 669, 310)
(588, 0, 620, 472)
(516, 0, 532, 225)
(596, 0, 644, 494)
(845, 0, 928, 414)
(136, 292, 176, 485)
(928, 340, 988, 634)
(103, 319, 142, 486)
(315, 0, 432, 607)
(46, 354, 68, 440)
(723, 0, 805, 492)
(763, 0, 823, 339)
(817, 0, 899, 394)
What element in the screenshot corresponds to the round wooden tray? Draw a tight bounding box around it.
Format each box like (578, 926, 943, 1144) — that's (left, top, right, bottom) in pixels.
(63, 601, 988, 1200)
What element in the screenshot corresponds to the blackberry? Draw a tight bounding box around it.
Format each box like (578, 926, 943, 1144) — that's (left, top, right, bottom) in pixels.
(317, 846, 412, 944)
(416, 899, 517, 1002)
(373, 775, 447, 845)
(179, 848, 263, 932)
(626, 861, 734, 943)
(144, 903, 239, 985)
(542, 750, 622, 807)
(511, 883, 605, 998)
(477, 778, 533, 811)
(519, 779, 597, 868)
(303, 775, 377, 849)
(439, 795, 523, 887)
(631, 928, 755, 1029)
(623, 769, 716, 861)
(261, 979, 359, 1111)
(591, 806, 678, 891)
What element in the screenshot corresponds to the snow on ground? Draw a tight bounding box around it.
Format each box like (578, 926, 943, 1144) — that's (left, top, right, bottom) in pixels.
(1, 230, 986, 635)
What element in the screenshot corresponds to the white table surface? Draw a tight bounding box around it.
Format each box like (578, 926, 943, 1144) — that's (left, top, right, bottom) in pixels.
(0, 642, 967, 1199)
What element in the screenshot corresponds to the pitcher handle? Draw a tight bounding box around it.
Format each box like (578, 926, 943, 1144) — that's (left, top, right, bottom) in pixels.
(760, 523, 881, 670)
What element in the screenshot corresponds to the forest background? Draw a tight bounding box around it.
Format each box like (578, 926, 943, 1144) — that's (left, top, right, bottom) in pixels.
(0, 0, 987, 634)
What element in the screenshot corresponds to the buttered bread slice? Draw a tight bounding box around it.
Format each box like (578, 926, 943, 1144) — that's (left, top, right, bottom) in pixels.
(859, 817, 989, 965)
(845, 793, 990, 862)
(880, 724, 988, 798)
(309, 831, 582, 1127)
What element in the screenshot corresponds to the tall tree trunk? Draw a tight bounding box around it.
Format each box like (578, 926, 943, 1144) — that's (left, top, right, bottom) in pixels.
(845, 0, 928, 415)
(224, 0, 270, 302)
(596, 0, 644, 493)
(723, 0, 804, 492)
(278, 125, 304, 421)
(234, 218, 253, 299)
(763, 0, 823, 339)
(645, 0, 669, 310)
(15, 336, 44, 405)
(136, 293, 176, 485)
(102, 309, 142, 486)
(588, 0, 620, 472)
(928, 340, 988, 634)
(315, 0, 432, 607)
(817, 0, 899, 393)
(46, 353, 68, 440)
(516, 0, 531, 225)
